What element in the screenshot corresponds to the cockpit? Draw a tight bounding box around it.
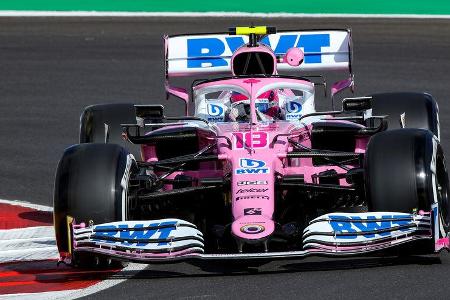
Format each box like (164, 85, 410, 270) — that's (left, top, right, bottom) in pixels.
(193, 78, 316, 123)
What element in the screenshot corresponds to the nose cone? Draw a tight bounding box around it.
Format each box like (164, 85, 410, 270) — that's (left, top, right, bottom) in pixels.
(232, 215, 275, 242)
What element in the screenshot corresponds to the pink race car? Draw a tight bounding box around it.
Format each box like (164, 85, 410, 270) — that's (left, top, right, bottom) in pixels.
(54, 26, 450, 267)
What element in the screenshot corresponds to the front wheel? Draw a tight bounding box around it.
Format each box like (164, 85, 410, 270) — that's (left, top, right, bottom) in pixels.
(54, 143, 136, 266)
(365, 129, 450, 251)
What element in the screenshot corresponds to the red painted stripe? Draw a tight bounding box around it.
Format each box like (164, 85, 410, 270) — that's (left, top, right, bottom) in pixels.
(0, 281, 36, 287)
(0, 271, 19, 278)
(0, 203, 52, 229)
(0, 202, 123, 296)
(0, 259, 120, 295)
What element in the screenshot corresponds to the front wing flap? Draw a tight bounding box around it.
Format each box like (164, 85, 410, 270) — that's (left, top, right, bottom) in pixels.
(66, 211, 448, 263)
(72, 219, 205, 259)
(302, 212, 432, 252)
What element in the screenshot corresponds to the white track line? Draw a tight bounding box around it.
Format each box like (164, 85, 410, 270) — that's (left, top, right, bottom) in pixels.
(0, 237, 56, 251)
(0, 261, 147, 300)
(0, 198, 53, 212)
(0, 11, 449, 19)
(64, 262, 147, 300)
(0, 226, 54, 240)
(0, 198, 147, 299)
(0, 199, 56, 262)
(0, 247, 59, 263)
(0, 225, 57, 261)
(0, 290, 79, 300)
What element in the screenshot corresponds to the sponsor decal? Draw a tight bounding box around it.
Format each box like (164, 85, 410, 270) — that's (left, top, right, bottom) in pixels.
(285, 101, 303, 120)
(286, 101, 303, 113)
(92, 221, 177, 246)
(329, 215, 413, 239)
(206, 103, 225, 121)
(235, 158, 270, 175)
(236, 195, 270, 201)
(286, 114, 302, 121)
(240, 224, 265, 234)
(237, 180, 268, 186)
(244, 208, 262, 216)
(233, 131, 268, 149)
(186, 33, 331, 69)
(236, 188, 269, 194)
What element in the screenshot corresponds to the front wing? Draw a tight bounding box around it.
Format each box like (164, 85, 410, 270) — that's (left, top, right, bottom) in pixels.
(65, 209, 449, 263)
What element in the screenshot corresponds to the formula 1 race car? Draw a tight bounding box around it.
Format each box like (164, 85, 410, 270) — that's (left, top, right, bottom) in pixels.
(54, 26, 450, 266)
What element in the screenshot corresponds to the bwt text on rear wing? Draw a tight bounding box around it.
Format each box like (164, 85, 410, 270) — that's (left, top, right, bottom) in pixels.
(164, 29, 353, 77)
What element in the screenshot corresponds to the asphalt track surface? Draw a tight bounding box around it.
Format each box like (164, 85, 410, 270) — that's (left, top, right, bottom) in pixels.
(1, 17, 450, 299)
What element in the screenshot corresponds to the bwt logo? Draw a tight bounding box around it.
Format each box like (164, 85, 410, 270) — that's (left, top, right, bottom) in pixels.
(207, 103, 224, 117)
(236, 158, 270, 175)
(329, 215, 413, 239)
(92, 221, 177, 246)
(286, 101, 302, 113)
(240, 158, 265, 168)
(187, 34, 331, 68)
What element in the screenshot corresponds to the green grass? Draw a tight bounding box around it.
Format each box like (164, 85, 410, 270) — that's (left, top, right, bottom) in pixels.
(0, 0, 449, 15)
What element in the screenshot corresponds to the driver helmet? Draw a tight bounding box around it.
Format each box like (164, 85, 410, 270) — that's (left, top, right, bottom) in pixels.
(230, 90, 280, 119)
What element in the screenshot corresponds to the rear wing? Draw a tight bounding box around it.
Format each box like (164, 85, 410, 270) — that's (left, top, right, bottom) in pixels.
(165, 29, 352, 77)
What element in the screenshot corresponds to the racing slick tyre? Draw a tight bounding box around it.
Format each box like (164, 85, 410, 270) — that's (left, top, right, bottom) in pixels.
(369, 92, 440, 138)
(365, 129, 450, 252)
(54, 143, 135, 267)
(79, 103, 141, 159)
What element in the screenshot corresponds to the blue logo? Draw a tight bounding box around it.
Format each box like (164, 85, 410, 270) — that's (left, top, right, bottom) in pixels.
(239, 158, 265, 168)
(329, 215, 412, 239)
(187, 34, 331, 69)
(236, 158, 269, 175)
(92, 221, 177, 246)
(207, 103, 224, 117)
(286, 101, 302, 113)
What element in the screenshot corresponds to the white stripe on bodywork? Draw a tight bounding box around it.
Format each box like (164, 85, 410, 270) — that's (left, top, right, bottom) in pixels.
(120, 154, 134, 221)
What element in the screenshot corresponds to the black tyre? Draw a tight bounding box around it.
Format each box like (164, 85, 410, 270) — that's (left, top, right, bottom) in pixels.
(54, 143, 135, 266)
(80, 103, 141, 159)
(370, 92, 440, 138)
(365, 129, 450, 248)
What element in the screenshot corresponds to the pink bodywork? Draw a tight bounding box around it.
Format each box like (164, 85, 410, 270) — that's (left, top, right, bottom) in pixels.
(143, 76, 368, 244)
(152, 40, 363, 244)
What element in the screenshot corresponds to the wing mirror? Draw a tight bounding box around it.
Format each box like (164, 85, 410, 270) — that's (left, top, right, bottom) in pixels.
(342, 97, 372, 111)
(135, 105, 164, 127)
(283, 48, 304, 67)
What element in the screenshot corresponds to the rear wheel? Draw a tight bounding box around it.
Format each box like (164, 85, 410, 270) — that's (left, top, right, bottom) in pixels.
(370, 92, 440, 138)
(365, 129, 450, 252)
(80, 103, 141, 159)
(54, 143, 135, 267)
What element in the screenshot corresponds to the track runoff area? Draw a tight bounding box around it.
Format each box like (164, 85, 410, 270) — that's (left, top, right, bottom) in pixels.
(1, 3, 450, 299)
(0, 199, 149, 299)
